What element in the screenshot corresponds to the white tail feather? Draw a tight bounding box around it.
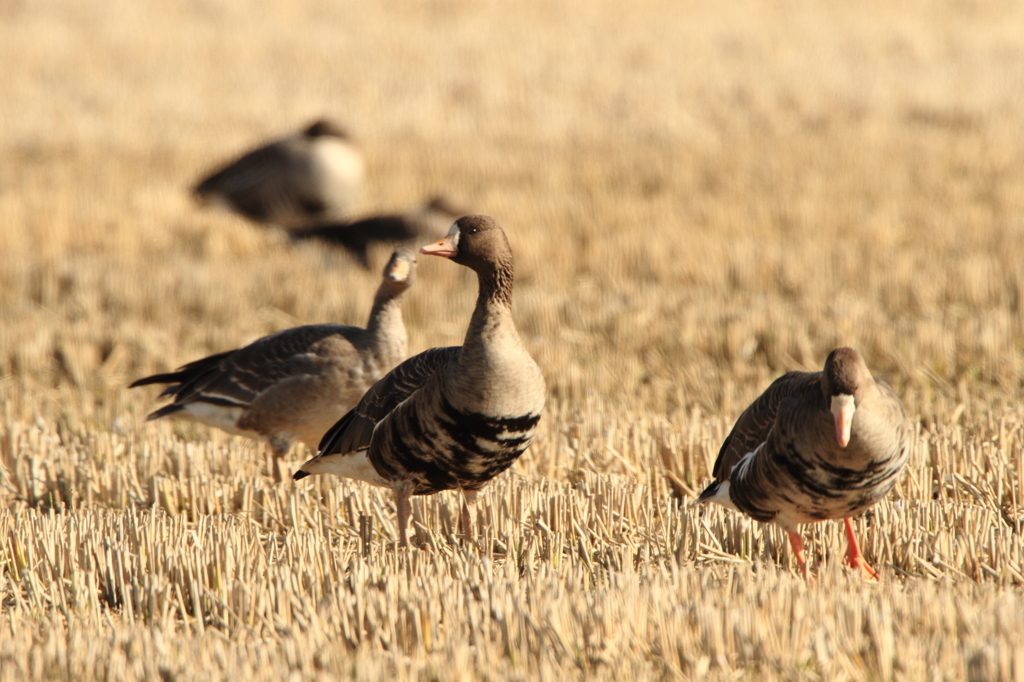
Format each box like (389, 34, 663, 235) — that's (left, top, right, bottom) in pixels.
(178, 403, 256, 437)
(297, 449, 388, 487)
(706, 481, 739, 511)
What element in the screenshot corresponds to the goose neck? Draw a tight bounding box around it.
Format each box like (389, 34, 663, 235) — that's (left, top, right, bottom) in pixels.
(462, 263, 517, 350)
(366, 284, 406, 337)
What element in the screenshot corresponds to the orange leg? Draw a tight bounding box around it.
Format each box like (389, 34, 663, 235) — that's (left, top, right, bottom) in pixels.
(787, 530, 811, 580)
(843, 517, 879, 580)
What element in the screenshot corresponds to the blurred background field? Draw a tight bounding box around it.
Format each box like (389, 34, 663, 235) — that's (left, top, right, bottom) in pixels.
(2, 0, 1024, 679)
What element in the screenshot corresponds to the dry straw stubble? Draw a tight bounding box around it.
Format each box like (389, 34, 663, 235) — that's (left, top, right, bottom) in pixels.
(3, 0, 1024, 679)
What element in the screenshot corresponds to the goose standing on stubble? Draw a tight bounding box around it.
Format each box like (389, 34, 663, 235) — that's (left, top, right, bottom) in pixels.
(130, 248, 416, 481)
(697, 348, 910, 579)
(294, 216, 546, 547)
(290, 195, 467, 269)
(193, 119, 365, 229)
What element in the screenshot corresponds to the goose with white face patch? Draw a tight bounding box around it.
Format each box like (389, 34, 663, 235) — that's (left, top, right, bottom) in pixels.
(193, 118, 365, 229)
(697, 347, 910, 580)
(294, 215, 546, 547)
(130, 248, 416, 481)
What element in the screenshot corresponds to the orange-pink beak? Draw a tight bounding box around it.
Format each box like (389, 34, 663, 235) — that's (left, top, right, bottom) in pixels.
(421, 232, 458, 258)
(831, 394, 855, 448)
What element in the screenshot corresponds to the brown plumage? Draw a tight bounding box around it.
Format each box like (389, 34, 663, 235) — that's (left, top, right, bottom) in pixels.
(290, 195, 467, 269)
(193, 118, 364, 229)
(130, 248, 416, 481)
(294, 215, 546, 546)
(697, 348, 910, 579)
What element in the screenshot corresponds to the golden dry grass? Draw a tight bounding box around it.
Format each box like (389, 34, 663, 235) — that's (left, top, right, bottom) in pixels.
(2, 0, 1024, 679)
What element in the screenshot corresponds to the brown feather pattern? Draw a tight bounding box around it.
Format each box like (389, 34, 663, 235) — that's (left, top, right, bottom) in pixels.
(699, 349, 910, 532)
(130, 249, 415, 465)
(296, 216, 545, 544)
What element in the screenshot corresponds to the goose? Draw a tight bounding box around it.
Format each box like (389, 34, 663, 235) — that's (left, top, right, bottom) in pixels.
(293, 215, 546, 546)
(193, 118, 365, 229)
(130, 248, 416, 481)
(697, 348, 910, 579)
(289, 195, 467, 269)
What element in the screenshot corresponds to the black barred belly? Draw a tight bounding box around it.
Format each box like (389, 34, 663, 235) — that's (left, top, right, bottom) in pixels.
(733, 442, 906, 524)
(371, 395, 541, 496)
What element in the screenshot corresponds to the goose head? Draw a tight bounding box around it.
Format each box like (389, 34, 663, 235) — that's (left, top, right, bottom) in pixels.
(420, 215, 513, 275)
(381, 247, 417, 290)
(821, 347, 873, 448)
(303, 118, 351, 140)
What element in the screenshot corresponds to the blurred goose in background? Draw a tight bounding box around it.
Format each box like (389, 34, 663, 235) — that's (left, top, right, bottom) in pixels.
(130, 248, 416, 481)
(697, 347, 910, 579)
(289, 195, 467, 269)
(193, 118, 365, 229)
(294, 216, 545, 547)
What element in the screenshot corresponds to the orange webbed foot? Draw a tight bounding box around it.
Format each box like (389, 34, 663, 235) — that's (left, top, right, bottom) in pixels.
(843, 517, 880, 581)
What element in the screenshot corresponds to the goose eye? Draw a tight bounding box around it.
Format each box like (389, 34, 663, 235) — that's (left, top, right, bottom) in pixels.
(469, 227, 478, 234)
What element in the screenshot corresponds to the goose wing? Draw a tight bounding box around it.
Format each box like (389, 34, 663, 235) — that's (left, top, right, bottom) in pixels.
(710, 371, 819, 481)
(318, 346, 460, 456)
(131, 325, 361, 417)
